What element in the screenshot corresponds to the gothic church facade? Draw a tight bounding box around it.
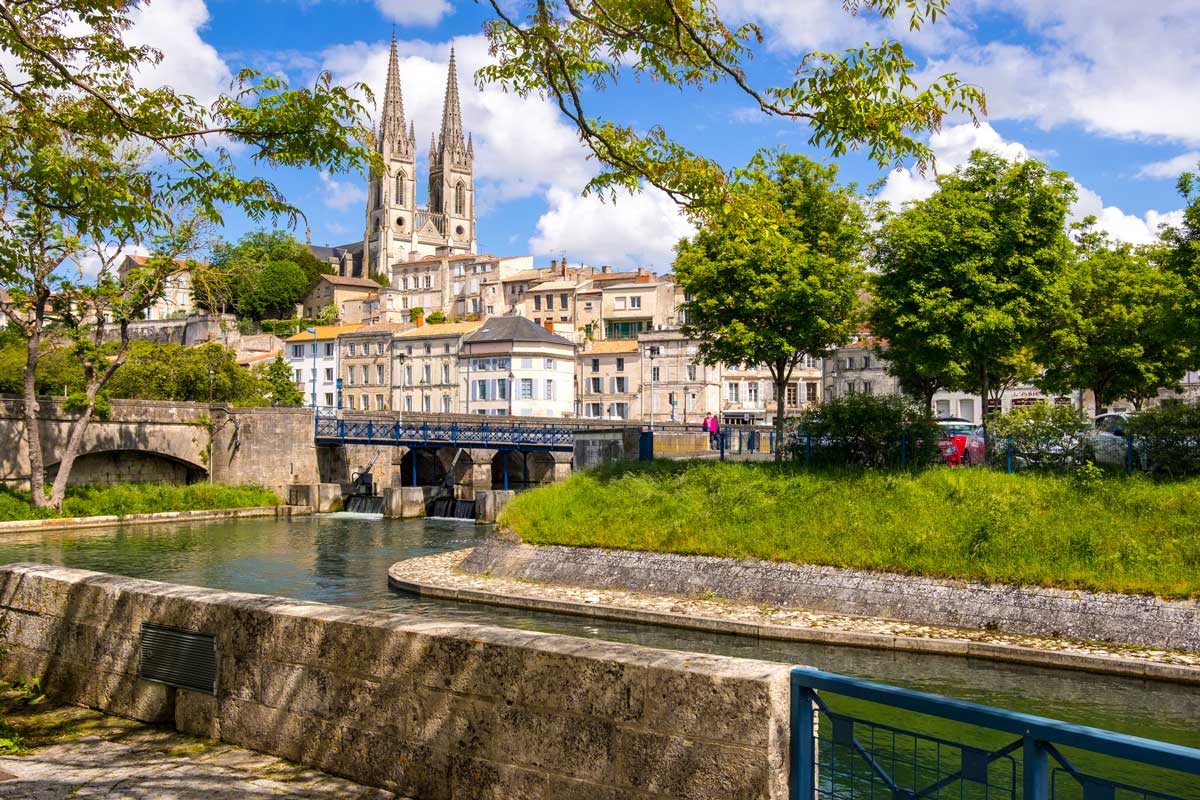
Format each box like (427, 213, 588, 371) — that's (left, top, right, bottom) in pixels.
(364, 37, 477, 276)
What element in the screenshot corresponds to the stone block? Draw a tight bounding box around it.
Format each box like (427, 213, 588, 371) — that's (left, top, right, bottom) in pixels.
(611, 729, 774, 799)
(316, 482, 344, 512)
(176, 688, 219, 739)
(473, 490, 515, 523)
(401, 487, 428, 517)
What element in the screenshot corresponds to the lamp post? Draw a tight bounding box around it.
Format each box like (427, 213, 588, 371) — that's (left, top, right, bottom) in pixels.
(644, 345, 657, 432)
(507, 367, 515, 417)
(207, 365, 215, 484)
(305, 326, 318, 409)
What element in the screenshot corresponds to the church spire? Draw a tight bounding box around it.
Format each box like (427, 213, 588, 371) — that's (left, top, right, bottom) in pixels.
(438, 47, 467, 154)
(380, 32, 408, 152)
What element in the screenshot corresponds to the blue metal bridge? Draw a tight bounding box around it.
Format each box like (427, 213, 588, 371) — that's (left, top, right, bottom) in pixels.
(314, 415, 575, 452)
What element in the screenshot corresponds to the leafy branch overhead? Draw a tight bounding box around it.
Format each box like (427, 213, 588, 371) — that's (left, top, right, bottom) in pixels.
(479, 0, 985, 210)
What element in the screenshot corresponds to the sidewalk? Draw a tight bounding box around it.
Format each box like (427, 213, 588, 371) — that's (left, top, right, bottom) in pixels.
(0, 687, 400, 800)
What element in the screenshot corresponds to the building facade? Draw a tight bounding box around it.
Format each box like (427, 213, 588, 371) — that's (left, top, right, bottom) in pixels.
(301, 275, 381, 320)
(460, 317, 576, 417)
(339, 323, 410, 412)
(393, 320, 484, 414)
(284, 324, 361, 409)
(578, 340, 641, 421)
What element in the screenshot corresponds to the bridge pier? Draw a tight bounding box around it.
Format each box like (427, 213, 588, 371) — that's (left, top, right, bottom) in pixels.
(463, 449, 496, 497)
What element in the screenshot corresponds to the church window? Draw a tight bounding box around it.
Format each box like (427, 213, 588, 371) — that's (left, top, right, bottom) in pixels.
(455, 225, 465, 236)
(396, 174, 405, 205)
(455, 181, 465, 215)
(396, 217, 405, 229)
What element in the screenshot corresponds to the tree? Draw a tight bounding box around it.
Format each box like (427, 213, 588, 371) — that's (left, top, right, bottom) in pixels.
(202, 231, 333, 319)
(869, 151, 1076, 451)
(1040, 222, 1191, 414)
(480, 0, 985, 214)
(1161, 161, 1200, 353)
(105, 342, 265, 404)
(0, 2, 374, 509)
(674, 151, 866, 460)
(426, 311, 448, 325)
(257, 354, 304, 406)
(317, 304, 339, 326)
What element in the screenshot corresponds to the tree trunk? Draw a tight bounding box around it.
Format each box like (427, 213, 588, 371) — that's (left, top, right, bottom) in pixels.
(980, 370, 990, 465)
(923, 386, 935, 415)
(1093, 389, 1103, 418)
(774, 371, 786, 464)
(47, 401, 97, 510)
(22, 328, 47, 507)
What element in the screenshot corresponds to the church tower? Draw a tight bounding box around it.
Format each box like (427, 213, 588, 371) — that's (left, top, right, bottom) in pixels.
(364, 34, 417, 278)
(428, 48, 476, 254)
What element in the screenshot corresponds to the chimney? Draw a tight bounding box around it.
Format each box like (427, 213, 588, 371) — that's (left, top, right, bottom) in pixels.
(601, 265, 612, 274)
(550, 259, 558, 271)
(543, 319, 555, 333)
(636, 270, 651, 283)
(414, 310, 425, 328)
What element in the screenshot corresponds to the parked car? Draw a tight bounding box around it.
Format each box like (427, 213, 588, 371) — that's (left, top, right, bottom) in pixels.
(1090, 412, 1132, 468)
(937, 418, 986, 466)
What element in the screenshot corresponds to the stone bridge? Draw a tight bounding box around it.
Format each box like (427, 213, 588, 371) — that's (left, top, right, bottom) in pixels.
(0, 398, 645, 502)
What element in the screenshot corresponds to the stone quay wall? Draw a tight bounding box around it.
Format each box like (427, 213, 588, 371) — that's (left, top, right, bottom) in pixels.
(462, 536, 1200, 653)
(0, 563, 792, 800)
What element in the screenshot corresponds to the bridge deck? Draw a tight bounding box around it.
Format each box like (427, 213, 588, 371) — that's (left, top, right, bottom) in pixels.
(314, 417, 575, 452)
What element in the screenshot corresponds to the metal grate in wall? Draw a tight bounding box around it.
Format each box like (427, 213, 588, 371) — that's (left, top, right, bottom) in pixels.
(139, 622, 217, 695)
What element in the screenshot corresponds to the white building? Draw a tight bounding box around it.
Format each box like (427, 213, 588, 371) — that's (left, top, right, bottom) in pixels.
(393, 320, 485, 414)
(284, 324, 361, 409)
(460, 316, 576, 417)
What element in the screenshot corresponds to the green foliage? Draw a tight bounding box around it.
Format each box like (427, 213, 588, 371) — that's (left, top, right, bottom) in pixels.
(500, 462, 1200, 598)
(317, 304, 339, 326)
(1127, 403, 1200, 478)
(1040, 223, 1190, 412)
(0, 716, 24, 755)
(675, 151, 866, 457)
(205, 231, 329, 320)
(255, 354, 304, 406)
(988, 403, 1093, 470)
(426, 310, 448, 325)
(479, 0, 983, 213)
(0, 483, 279, 522)
(790, 393, 941, 468)
(258, 318, 305, 338)
(870, 151, 1076, 428)
(408, 307, 425, 322)
(1160, 161, 1200, 351)
(103, 342, 264, 404)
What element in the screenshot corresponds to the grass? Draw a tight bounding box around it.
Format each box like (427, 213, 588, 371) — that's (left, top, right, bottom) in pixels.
(499, 461, 1200, 599)
(0, 482, 280, 522)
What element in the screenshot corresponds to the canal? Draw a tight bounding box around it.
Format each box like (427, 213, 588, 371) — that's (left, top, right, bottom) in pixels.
(0, 513, 1197, 793)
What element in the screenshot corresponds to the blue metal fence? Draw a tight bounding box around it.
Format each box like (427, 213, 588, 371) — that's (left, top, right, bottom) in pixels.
(314, 414, 575, 451)
(790, 669, 1200, 800)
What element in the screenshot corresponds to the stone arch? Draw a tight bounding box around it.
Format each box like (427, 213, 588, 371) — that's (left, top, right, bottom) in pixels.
(454, 181, 465, 216)
(45, 449, 207, 487)
(489, 450, 526, 490)
(524, 451, 558, 486)
(395, 172, 405, 205)
(398, 448, 439, 487)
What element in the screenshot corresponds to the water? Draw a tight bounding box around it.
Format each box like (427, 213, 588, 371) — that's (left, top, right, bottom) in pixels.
(1, 514, 1198, 781)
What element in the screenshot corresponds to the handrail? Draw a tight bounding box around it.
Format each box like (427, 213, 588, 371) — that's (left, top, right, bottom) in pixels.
(789, 668, 1200, 799)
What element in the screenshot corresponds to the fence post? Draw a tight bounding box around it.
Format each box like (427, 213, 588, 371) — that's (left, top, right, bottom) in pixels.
(719, 430, 726, 461)
(1007, 435, 1014, 474)
(1023, 736, 1050, 800)
(900, 431, 908, 469)
(1126, 432, 1134, 476)
(789, 681, 816, 800)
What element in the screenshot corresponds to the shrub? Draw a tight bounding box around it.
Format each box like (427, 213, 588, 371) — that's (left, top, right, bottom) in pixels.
(788, 393, 941, 468)
(1127, 402, 1200, 477)
(988, 403, 1093, 470)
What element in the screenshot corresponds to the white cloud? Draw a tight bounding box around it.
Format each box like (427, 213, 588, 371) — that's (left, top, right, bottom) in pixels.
(1138, 152, 1200, 180)
(373, 0, 453, 27)
(318, 170, 364, 210)
(1071, 183, 1183, 245)
(126, 0, 231, 104)
(920, 2, 1200, 145)
(530, 187, 695, 270)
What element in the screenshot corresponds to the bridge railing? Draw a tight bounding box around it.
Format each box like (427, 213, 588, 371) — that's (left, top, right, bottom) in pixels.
(315, 415, 575, 450)
(790, 668, 1200, 800)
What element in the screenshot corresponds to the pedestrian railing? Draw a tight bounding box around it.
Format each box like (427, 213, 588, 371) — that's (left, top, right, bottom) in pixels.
(314, 414, 575, 451)
(790, 668, 1200, 800)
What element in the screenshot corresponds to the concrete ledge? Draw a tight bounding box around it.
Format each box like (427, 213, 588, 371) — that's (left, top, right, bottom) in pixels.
(0, 505, 304, 534)
(0, 563, 793, 799)
(461, 536, 1200, 654)
(388, 563, 1200, 686)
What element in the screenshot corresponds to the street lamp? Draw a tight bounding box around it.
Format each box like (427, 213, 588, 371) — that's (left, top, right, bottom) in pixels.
(507, 367, 515, 417)
(644, 345, 657, 432)
(305, 326, 318, 409)
(207, 366, 215, 405)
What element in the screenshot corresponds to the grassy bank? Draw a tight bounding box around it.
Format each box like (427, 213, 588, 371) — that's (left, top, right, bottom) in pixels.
(0, 482, 281, 522)
(499, 461, 1200, 599)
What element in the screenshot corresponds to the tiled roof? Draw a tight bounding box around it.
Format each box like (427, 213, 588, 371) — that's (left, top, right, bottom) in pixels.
(396, 320, 485, 338)
(342, 322, 414, 336)
(463, 315, 573, 346)
(283, 324, 362, 343)
(396, 252, 497, 265)
(584, 340, 639, 354)
(318, 275, 381, 289)
(530, 280, 577, 292)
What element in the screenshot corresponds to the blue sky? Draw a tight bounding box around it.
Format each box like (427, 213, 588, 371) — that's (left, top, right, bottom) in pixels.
(132, 0, 1200, 269)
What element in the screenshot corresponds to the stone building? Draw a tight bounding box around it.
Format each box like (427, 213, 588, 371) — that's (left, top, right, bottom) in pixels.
(393, 320, 485, 414)
(460, 317, 576, 417)
(578, 340, 641, 421)
(637, 330, 722, 425)
(118, 255, 204, 320)
(300, 275, 381, 320)
(339, 323, 411, 412)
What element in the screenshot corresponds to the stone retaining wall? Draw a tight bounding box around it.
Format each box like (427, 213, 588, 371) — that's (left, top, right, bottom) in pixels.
(0, 563, 791, 799)
(461, 536, 1200, 653)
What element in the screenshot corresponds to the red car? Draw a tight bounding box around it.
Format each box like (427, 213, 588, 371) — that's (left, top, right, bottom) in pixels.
(938, 418, 986, 466)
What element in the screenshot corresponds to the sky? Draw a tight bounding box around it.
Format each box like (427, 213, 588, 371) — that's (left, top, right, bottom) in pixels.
(127, 0, 1200, 270)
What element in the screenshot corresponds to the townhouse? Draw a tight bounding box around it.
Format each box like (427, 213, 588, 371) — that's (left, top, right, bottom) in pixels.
(393, 320, 485, 414)
(284, 324, 362, 409)
(339, 323, 411, 412)
(460, 317, 576, 417)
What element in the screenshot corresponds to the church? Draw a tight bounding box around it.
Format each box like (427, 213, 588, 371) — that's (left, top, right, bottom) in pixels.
(313, 36, 478, 282)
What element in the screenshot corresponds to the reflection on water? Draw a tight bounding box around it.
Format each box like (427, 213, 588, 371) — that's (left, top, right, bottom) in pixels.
(1, 514, 1199, 766)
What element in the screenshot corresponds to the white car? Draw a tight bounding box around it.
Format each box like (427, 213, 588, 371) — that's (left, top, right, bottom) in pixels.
(1090, 412, 1132, 468)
